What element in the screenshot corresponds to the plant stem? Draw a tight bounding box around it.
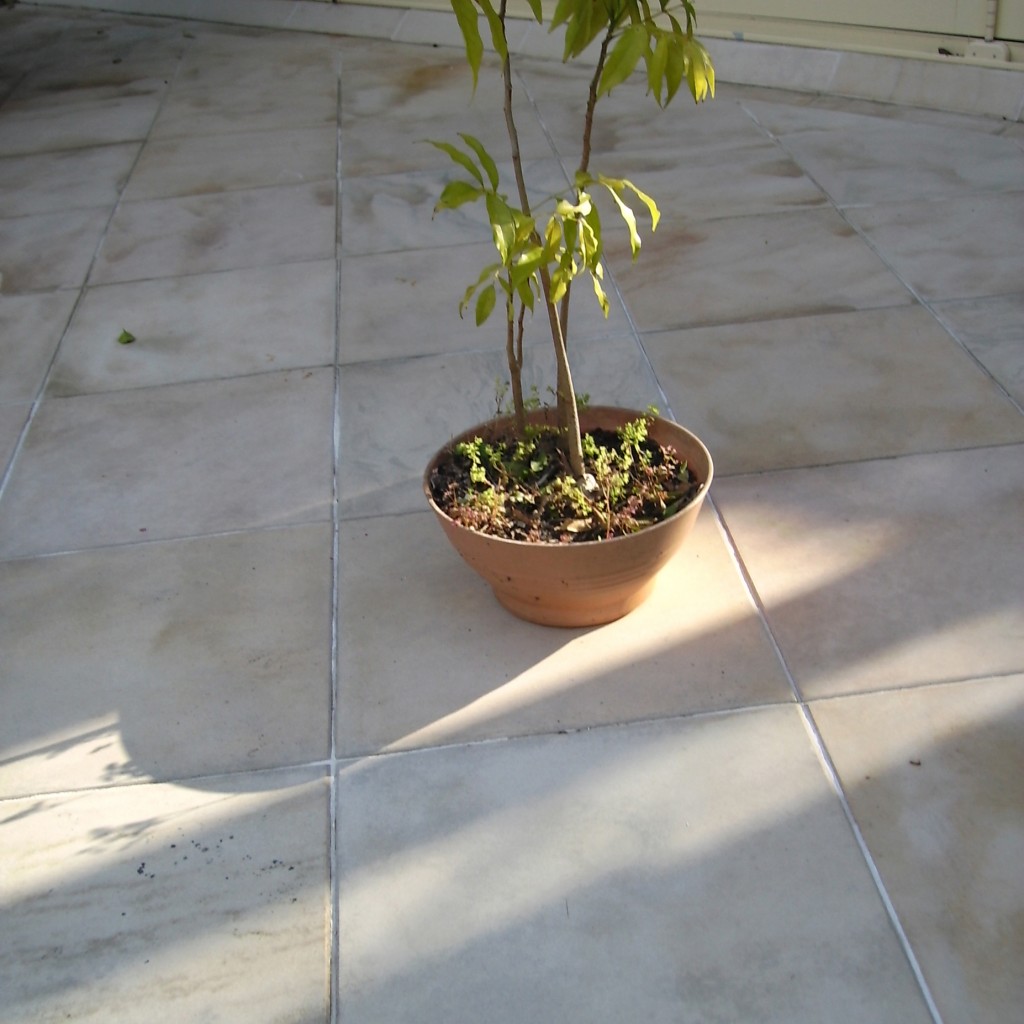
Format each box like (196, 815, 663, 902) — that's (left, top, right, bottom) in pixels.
(557, 22, 616, 357)
(499, 0, 584, 477)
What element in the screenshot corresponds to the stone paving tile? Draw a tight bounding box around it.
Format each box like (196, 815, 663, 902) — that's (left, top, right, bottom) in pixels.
(644, 305, 1024, 475)
(122, 126, 337, 201)
(0, 290, 77, 401)
(336, 510, 792, 755)
(50, 261, 336, 395)
(812, 674, 1024, 1024)
(0, 143, 139, 216)
(90, 182, 336, 284)
(336, 707, 933, 1023)
(0, 206, 109, 293)
(0, 368, 335, 558)
(611, 206, 913, 331)
(934, 292, 1024, 408)
(0, 768, 330, 1022)
(845, 192, 1024, 302)
(712, 444, 1024, 699)
(0, 524, 333, 797)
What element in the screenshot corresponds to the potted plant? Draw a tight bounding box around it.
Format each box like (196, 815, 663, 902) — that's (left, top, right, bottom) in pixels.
(424, 0, 717, 627)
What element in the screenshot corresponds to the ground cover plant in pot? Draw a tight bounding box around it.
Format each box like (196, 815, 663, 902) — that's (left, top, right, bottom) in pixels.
(424, 0, 717, 626)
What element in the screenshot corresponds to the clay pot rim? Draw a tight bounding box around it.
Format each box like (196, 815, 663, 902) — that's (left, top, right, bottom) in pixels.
(423, 405, 714, 550)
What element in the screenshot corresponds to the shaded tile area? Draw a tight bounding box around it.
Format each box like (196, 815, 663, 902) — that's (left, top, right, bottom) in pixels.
(934, 292, 1024, 409)
(845, 193, 1024, 302)
(0, 290, 78, 401)
(0, 206, 109, 293)
(812, 674, 1024, 1024)
(338, 243, 629, 365)
(0, 368, 335, 558)
(0, 769, 330, 1023)
(91, 181, 336, 284)
(0, 143, 139, 216)
(337, 707, 933, 1023)
(611, 207, 913, 331)
(336, 511, 791, 755)
(713, 445, 1024, 698)
(645, 305, 1024, 475)
(0, 524, 333, 797)
(753, 107, 1024, 205)
(0, 402, 29, 476)
(122, 126, 337, 201)
(50, 261, 336, 395)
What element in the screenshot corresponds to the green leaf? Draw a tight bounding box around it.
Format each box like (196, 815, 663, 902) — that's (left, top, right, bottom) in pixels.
(476, 0, 508, 62)
(450, 0, 483, 89)
(523, 0, 543, 22)
(486, 192, 516, 263)
(435, 179, 484, 212)
(683, 38, 715, 102)
(647, 33, 669, 106)
(427, 138, 484, 186)
(459, 133, 499, 190)
(591, 266, 610, 317)
(598, 22, 649, 97)
(475, 283, 497, 325)
(117, 329, 136, 345)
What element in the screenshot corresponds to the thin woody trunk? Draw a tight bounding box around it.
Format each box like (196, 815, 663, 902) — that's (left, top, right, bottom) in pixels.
(557, 24, 616, 346)
(499, 1, 585, 477)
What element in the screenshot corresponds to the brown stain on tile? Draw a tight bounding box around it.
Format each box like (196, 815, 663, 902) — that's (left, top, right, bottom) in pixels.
(397, 63, 460, 102)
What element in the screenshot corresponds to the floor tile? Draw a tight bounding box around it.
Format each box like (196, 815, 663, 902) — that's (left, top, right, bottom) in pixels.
(50, 260, 336, 395)
(122, 126, 337, 201)
(336, 707, 932, 1022)
(0, 368, 335, 558)
(591, 135, 827, 224)
(713, 444, 1024, 698)
(934, 292, 1024, 408)
(0, 143, 139, 216)
(612, 207, 913, 331)
(337, 340, 666, 519)
(338, 49, 551, 177)
(0, 290, 78, 401)
(775, 120, 1024, 205)
(0, 402, 29, 476)
(0, 768, 329, 1023)
(90, 181, 336, 284)
(644, 305, 1024, 475)
(338, 243, 629, 365)
(336, 510, 791, 755)
(0, 207, 109, 292)
(339, 158, 571, 256)
(151, 60, 336, 139)
(845, 193, 1024, 302)
(522, 63, 765, 158)
(0, 524, 333, 796)
(0, 86, 165, 156)
(812, 674, 1024, 1024)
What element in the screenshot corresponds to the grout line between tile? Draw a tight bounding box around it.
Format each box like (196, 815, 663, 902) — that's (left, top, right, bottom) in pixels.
(329, 72, 344, 1024)
(710, 494, 946, 1024)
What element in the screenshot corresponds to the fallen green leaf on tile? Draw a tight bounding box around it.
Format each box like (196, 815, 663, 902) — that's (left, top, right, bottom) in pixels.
(117, 329, 136, 345)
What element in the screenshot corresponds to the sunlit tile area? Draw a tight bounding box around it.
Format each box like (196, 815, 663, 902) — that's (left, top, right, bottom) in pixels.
(1, 6, 1022, 1023)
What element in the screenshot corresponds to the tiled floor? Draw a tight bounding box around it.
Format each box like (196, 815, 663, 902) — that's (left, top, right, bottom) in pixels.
(1, 7, 1022, 1023)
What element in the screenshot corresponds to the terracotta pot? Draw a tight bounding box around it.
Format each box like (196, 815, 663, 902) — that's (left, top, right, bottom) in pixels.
(424, 406, 713, 627)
